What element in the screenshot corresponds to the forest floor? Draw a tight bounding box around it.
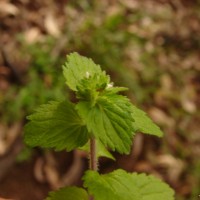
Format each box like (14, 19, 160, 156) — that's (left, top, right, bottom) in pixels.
(0, 0, 200, 199)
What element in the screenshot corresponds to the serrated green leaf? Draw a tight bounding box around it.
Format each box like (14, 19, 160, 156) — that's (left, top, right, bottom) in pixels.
(131, 105, 163, 137)
(79, 140, 115, 160)
(63, 52, 109, 92)
(46, 186, 88, 200)
(83, 169, 175, 200)
(24, 101, 89, 151)
(76, 94, 135, 154)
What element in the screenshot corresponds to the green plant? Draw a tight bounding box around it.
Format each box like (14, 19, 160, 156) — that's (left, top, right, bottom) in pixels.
(24, 53, 175, 200)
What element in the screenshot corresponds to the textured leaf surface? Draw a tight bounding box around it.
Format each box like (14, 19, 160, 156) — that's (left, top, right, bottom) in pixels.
(63, 52, 109, 92)
(79, 140, 115, 160)
(24, 101, 89, 151)
(83, 169, 175, 200)
(132, 105, 163, 137)
(46, 186, 88, 200)
(76, 93, 135, 154)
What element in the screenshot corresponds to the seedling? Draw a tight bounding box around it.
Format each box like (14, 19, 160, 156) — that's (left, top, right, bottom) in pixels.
(24, 53, 175, 200)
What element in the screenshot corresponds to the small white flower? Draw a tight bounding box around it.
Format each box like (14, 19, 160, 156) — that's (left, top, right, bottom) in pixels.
(86, 71, 90, 78)
(107, 83, 113, 88)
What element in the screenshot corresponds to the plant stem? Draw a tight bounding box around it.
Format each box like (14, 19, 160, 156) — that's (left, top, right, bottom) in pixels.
(89, 138, 98, 171)
(89, 195, 94, 200)
(89, 138, 98, 200)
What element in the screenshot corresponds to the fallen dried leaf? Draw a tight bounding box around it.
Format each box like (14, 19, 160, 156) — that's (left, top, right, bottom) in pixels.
(149, 107, 175, 128)
(44, 13, 60, 37)
(24, 27, 42, 44)
(34, 157, 45, 183)
(154, 154, 185, 183)
(0, 2, 19, 16)
(44, 152, 59, 189)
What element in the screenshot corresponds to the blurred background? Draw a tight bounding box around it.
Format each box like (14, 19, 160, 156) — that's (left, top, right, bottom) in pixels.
(0, 0, 200, 199)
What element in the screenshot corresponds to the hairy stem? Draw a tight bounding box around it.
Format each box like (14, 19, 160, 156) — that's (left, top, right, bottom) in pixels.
(89, 138, 98, 171)
(89, 195, 94, 200)
(89, 138, 98, 200)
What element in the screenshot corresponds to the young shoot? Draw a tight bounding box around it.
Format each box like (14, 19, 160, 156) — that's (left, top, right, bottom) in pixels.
(24, 53, 175, 200)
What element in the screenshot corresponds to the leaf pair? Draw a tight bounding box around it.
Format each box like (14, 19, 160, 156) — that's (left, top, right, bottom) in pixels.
(24, 96, 133, 154)
(47, 169, 175, 200)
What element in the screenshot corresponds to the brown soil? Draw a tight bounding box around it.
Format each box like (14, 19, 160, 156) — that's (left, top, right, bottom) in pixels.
(0, 159, 50, 200)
